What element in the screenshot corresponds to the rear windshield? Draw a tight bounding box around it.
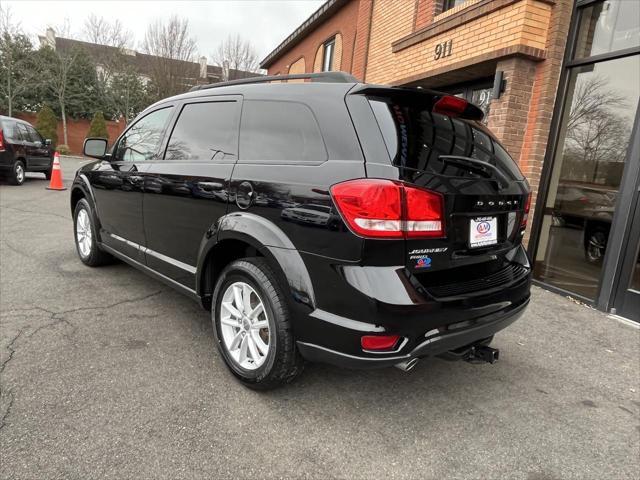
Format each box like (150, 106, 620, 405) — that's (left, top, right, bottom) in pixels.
(369, 97, 524, 181)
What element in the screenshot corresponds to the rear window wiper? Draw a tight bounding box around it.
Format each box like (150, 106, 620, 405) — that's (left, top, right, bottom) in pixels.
(437, 155, 510, 190)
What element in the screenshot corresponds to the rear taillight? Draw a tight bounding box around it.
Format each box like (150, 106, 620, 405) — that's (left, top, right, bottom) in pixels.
(521, 193, 532, 228)
(361, 335, 400, 351)
(330, 179, 445, 239)
(0, 129, 5, 152)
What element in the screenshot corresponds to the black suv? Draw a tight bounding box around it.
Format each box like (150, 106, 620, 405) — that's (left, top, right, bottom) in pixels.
(72, 72, 531, 389)
(0, 115, 54, 185)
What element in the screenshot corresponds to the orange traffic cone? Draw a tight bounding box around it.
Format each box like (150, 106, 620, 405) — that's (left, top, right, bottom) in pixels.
(46, 152, 67, 191)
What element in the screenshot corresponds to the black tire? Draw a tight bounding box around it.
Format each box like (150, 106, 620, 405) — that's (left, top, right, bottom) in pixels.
(584, 226, 608, 265)
(73, 198, 113, 267)
(9, 160, 25, 185)
(212, 257, 304, 390)
(45, 164, 53, 180)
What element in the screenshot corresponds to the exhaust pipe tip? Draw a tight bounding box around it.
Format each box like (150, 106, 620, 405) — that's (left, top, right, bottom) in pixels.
(394, 358, 419, 372)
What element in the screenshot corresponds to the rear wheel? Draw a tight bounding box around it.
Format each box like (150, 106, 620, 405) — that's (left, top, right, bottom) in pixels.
(212, 258, 303, 390)
(73, 198, 113, 267)
(9, 160, 25, 185)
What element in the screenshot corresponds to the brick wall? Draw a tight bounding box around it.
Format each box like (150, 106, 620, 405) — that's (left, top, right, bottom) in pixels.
(14, 112, 126, 155)
(365, 0, 552, 85)
(265, 0, 361, 76)
(351, 0, 374, 80)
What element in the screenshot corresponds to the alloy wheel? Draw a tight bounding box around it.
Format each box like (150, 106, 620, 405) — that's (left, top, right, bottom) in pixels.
(15, 164, 24, 183)
(219, 281, 270, 370)
(76, 208, 92, 258)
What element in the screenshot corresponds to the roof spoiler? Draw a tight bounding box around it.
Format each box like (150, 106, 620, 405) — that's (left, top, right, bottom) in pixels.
(350, 85, 485, 121)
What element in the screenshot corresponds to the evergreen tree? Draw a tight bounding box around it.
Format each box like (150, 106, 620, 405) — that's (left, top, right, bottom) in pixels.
(0, 32, 39, 115)
(87, 111, 108, 139)
(35, 104, 58, 146)
(35, 45, 100, 144)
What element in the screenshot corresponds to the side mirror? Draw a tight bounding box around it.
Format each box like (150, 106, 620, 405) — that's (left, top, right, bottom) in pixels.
(44, 139, 52, 146)
(83, 138, 108, 159)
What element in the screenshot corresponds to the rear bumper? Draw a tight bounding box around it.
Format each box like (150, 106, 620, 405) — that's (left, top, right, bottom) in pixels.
(297, 295, 528, 369)
(291, 244, 532, 369)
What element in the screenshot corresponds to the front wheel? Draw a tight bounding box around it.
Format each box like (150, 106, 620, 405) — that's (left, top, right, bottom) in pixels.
(212, 258, 303, 390)
(73, 198, 113, 267)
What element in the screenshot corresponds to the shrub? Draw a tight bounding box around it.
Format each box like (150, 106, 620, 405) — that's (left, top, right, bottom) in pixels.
(87, 111, 108, 139)
(56, 144, 70, 155)
(35, 105, 58, 146)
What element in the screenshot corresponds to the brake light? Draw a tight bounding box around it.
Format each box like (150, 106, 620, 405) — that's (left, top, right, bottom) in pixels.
(433, 95, 469, 116)
(521, 193, 531, 228)
(330, 179, 444, 239)
(361, 335, 400, 351)
(433, 95, 484, 121)
(0, 129, 5, 152)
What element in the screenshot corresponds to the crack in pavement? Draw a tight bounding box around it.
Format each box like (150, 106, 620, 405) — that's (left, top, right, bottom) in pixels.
(0, 389, 15, 432)
(1, 239, 32, 258)
(0, 291, 165, 433)
(0, 205, 71, 221)
(0, 330, 24, 374)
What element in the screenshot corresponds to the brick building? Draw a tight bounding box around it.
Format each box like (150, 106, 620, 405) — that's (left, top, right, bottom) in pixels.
(261, 0, 640, 321)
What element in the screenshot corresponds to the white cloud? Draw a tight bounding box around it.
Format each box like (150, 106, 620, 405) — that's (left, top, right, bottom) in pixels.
(4, 0, 323, 62)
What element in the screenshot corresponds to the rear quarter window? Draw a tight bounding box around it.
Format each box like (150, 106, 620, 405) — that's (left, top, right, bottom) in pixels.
(239, 100, 327, 164)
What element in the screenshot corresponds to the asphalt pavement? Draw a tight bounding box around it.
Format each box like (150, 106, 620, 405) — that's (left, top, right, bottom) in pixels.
(1, 157, 639, 479)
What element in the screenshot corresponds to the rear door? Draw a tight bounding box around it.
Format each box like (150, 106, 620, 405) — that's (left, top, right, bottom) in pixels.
(15, 123, 37, 168)
(142, 96, 240, 289)
(353, 90, 530, 293)
(24, 125, 51, 168)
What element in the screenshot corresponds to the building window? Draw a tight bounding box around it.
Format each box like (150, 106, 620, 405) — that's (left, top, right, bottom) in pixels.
(442, 0, 467, 13)
(322, 38, 335, 72)
(533, 0, 640, 302)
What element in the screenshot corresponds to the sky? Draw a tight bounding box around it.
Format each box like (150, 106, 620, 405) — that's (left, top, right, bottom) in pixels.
(3, 0, 324, 65)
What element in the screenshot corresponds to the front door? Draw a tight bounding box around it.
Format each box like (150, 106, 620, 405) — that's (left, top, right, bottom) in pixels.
(143, 97, 241, 289)
(90, 106, 173, 261)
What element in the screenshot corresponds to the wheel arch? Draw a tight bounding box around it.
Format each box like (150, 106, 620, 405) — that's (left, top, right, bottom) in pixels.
(196, 212, 316, 313)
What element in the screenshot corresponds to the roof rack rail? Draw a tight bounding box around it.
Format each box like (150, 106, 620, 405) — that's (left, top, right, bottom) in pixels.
(189, 71, 359, 92)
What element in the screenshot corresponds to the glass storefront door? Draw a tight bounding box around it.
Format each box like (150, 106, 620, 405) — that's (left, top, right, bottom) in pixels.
(533, 0, 640, 308)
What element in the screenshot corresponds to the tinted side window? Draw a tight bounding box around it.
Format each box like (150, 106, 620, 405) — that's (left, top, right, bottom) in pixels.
(17, 123, 31, 143)
(26, 125, 43, 143)
(114, 107, 172, 162)
(239, 100, 327, 163)
(2, 120, 22, 142)
(165, 101, 239, 161)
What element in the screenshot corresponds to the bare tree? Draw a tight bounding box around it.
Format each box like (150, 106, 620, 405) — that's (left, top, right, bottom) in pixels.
(83, 14, 132, 50)
(211, 34, 259, 81)
(563, 75, 631, 184)
(142, 15, 198, 98)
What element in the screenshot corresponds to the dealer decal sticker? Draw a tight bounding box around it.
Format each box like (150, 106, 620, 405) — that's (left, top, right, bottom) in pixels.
(415, 256, 432, 269)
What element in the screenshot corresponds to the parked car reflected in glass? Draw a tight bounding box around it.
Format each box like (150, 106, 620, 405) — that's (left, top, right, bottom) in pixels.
(553, 182, 616, 264)
(281, 203, 341, 230)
